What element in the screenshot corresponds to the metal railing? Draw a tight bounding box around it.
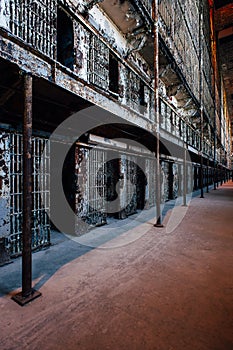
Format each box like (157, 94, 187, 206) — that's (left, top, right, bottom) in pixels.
(9, 0, 56, 58)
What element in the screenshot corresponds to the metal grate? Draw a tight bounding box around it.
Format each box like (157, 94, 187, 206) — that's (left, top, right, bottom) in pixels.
(126, 70, 140, 108)
(145, 158, 156, 207)
(76, 146, 107, 229)
(119, 155, 137, 217)
(9, 0, 56, 58)
(161, 160, 169, 202)
(141, 0, 152, 15)
(32, 137, 50, 249)
(9, 133, 23, 254)
(87, 147, 107, 225)
(8, 133, 50, 256)
(88, 35, 109, 90)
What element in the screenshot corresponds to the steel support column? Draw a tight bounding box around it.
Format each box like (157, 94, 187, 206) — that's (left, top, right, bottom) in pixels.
(183, 144, 187, 207)
(199, 0, 204, 199)
(210, 0, 217, 191)
(153, 0, 163, 227)
(12, 73, 41, 306)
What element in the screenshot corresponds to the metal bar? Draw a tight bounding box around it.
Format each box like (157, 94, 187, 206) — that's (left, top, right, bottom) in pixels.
(199, 0, 204, 199)
(183, 145, 187, 206)
(153, 0, 163, 227)
(22, 74, 33, 295)
(12, 74, 41, 306)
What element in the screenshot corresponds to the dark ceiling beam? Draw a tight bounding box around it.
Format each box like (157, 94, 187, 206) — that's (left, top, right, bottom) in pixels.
(0, 80, 21, 106)
(218, 26, 233, 39)
(214, 3, 233, 32)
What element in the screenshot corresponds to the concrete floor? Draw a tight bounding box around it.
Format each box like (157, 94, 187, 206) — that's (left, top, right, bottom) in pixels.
(0, 182, 233, 350)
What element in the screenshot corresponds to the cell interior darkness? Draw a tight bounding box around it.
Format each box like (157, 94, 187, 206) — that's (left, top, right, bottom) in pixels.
(57, 7, 75, 70)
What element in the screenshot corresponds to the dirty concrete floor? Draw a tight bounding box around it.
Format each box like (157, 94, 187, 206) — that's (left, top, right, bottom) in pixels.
(0, 182, 233, 350)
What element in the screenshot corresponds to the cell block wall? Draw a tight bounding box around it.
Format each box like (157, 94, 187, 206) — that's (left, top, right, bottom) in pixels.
(9, 0, 56, 58)
(7, 133, 50, 256)
(158, 0, 213, 116)
(159, 98, 209, 156)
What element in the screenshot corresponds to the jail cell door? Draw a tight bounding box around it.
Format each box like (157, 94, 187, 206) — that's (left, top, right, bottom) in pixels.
(145, 158, 156, 208)
(32, 137, 50, 249)
(161, 161, 169, 202)
(168, 162, 179, 200)
(9, 134, 50, 256)
(87, 148, 107, 226)
(119, 155, 137, 218)
(75, 146, 107, 229)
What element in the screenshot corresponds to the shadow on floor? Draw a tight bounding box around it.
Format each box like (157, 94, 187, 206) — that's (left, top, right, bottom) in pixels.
(0, 184, 218, 297)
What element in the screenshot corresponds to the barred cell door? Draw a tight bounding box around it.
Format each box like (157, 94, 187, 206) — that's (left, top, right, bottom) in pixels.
(76, 145, 107, 229)
(119, 155, 137, 218)
(145, 158, 156, 208)
(87, 147, 107, 225)
(8, 133, 50, 256)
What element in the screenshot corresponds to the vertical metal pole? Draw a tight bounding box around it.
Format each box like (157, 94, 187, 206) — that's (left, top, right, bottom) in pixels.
(199, 0, 204, 198)
(183, 144, 187, 206)
(153, 0, 163, 227)
(206, 160, 209, 193)
(22, 74, 33, 296)
(12, 73, 41, 306)
(209, 0, 217, 190)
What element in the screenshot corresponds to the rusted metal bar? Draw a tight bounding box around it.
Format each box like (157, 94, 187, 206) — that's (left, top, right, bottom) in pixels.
(199, 0, 204, 199)
(183, 144, 187, 206)
(12, 73, 41, 306)
(22, 73, 33, 295)
(153, 0, 163, 227)
(209, 0, 218, 191)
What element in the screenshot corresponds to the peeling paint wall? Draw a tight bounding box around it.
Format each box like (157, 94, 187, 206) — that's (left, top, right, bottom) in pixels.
(0, 0, 10, 30)
(73, 20, 90, 81)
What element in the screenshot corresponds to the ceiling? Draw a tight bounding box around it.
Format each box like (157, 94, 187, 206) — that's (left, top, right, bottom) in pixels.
(215, 0, 233, 10)
(214, 1, 233, 128)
